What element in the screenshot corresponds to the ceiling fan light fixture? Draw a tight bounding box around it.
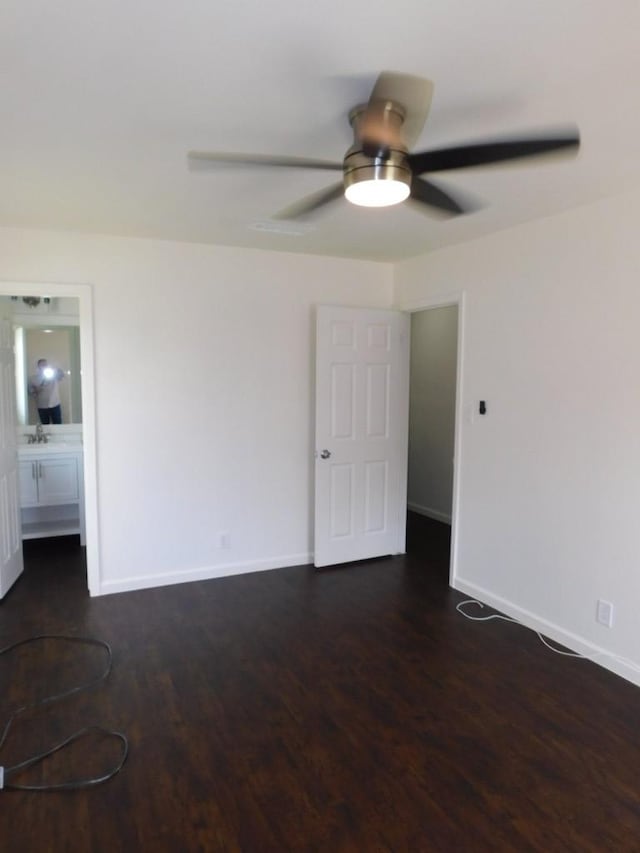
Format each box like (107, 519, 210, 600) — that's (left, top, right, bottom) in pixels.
(343, 163, 411, 208)
(345, 177, 410, 208)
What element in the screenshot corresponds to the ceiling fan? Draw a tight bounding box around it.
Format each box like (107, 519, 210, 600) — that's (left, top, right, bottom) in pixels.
(188, 72, 580, 220)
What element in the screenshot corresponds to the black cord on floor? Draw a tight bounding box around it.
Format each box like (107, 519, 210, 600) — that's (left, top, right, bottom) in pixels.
(0, 635, 129, 792)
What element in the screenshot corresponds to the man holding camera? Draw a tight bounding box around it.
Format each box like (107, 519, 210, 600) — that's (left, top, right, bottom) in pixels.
(28, 358, 65, 424)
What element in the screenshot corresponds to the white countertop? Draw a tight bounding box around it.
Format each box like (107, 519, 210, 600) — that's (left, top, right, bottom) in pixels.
(18, 442, 83, 456)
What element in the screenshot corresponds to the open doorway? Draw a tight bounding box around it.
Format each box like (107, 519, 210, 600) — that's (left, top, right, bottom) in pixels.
(0, 282, 99, 596)
(406, 302, 460, 581)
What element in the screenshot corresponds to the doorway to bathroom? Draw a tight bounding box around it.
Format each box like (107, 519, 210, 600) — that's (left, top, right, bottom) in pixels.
(0, 282, 99, 598)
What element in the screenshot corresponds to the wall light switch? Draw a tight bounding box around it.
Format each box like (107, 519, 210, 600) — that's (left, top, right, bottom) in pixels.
(596, 599, 614, 628)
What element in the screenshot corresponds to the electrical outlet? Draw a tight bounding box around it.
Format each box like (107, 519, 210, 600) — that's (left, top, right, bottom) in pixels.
(219, 532, 231, 549)
(596, 599, 614, 628)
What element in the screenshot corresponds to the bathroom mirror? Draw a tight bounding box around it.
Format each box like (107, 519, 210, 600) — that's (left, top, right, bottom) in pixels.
(0, 295, 83, 426)
(18, 326, 83, 425)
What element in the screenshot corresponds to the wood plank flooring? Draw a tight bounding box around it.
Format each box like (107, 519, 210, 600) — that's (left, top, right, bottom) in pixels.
(2, 516, 640, 852)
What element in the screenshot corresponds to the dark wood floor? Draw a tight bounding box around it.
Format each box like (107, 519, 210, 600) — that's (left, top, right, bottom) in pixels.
(2, 516, 640, 852)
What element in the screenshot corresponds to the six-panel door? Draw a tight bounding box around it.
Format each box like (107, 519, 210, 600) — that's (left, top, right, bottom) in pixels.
(314, 305, 409, 568)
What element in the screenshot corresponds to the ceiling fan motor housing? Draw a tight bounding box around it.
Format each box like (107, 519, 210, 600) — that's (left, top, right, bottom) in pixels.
(343, 148, 412, 192)
(344, 101, 413, 203)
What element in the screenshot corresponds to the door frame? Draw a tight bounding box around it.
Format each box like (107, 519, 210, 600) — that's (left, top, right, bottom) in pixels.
(400, 291, 465, 587)
(0, 280, 100, 595)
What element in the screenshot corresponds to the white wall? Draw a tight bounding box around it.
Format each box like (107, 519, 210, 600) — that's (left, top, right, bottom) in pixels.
(0, 227, 392, 593)
(394, 188, 640, 687)
(408, 306, 457, 524)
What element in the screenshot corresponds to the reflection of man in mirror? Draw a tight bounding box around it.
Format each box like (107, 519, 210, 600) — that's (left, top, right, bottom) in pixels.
(28, 358, 65, 424)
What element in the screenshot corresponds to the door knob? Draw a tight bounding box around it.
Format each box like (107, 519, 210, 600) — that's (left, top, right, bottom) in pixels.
(319, 449, 331, 459)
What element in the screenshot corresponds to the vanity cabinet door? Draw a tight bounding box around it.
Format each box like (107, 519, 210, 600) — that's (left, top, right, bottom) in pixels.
(36, 457, 79, 505)
(18, 461, 39, 506)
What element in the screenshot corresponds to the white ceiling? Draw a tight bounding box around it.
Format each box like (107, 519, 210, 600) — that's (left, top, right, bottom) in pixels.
(2, 0, 639, 262)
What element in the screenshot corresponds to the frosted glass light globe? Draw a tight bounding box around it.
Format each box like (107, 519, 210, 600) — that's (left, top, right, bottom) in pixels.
(345, 179, 410, 208)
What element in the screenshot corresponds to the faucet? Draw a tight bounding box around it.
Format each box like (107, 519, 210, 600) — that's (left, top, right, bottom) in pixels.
(23, 424, 50, 444)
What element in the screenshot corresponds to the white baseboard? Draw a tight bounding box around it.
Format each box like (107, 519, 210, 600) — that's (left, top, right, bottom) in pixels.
(453, 576, 640, 689)
(407, 501, 451, 525)
(97, 551, 313, 596)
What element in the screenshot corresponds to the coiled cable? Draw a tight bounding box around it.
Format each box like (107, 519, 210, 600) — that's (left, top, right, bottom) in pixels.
(0, 635, 128, 792)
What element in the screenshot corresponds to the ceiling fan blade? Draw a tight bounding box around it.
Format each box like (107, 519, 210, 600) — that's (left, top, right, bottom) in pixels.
(408, 129, 580, 175)
(409, 177, 475, 217)
(274, 181, 345, 220)
(367, 72, 434, 149)
(188, 151, 343, 172)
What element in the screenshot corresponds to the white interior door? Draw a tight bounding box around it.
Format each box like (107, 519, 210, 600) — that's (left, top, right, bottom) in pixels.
(314, 305, 410, 568)
(0, 310, 23, 597)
